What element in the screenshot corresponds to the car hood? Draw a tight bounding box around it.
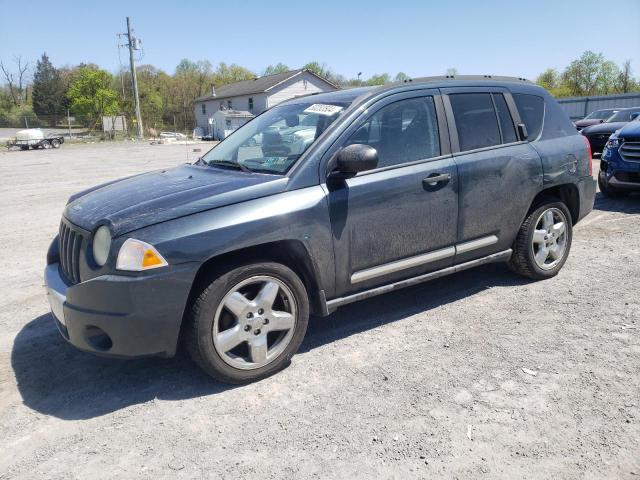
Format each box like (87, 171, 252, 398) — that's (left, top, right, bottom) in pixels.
(575, 119, 602, 128)
(617, 121, 640, 138)
(582, 122, 628, 134)
(64, 164, 288, 236)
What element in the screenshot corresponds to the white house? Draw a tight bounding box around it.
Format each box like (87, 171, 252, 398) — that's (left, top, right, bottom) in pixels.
(209, 109, 254, 140)
(194, 69, 338, 133)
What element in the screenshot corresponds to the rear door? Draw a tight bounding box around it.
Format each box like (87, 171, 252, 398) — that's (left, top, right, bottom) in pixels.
(324, 90, 458, 296)
(442, 88, 543, 263)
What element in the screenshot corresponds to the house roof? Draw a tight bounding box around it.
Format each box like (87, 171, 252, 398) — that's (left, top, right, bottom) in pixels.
(195, 69, 337, 103)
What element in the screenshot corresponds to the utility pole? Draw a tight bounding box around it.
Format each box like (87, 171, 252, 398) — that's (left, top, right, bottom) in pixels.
(126, 17, 143, 139)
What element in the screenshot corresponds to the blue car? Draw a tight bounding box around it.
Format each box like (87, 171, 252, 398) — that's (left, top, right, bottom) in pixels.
(600, 114, 640, 197)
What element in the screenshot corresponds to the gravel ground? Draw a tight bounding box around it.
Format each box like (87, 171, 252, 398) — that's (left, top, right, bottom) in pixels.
(0, 143, 638, 479)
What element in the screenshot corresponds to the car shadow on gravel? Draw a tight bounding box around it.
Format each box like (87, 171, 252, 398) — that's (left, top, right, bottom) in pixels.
(11, 314, 230, 420)
(300, 263, 529, 352)
(592, 191, 640, 213)
(13, 263, 528, 420)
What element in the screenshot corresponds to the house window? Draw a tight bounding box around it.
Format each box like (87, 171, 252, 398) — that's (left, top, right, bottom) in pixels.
(201, 103, 206, 115)
(248, 97, 254, 112)
(227, 100, 232, 109)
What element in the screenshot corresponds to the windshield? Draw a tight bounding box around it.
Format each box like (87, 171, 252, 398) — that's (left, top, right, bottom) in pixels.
(201, 101, 349, 174)
(608, 110, 640, 123)
(585, 109, 615, 120)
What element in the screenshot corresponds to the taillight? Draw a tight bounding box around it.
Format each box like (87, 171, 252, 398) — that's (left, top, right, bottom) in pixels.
(582, 135, 593, 175)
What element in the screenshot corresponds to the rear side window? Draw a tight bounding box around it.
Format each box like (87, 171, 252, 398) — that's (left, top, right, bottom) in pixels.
(449, 93, 501, 151)
(513, 93, 544, 140)
(493, 93, 517, 144)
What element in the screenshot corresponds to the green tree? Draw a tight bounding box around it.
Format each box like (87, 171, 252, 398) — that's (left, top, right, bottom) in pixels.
(263, 63, 290, 76)
(67, 67, 119, 129)
(32, 53, 66, 126)
(394, 72, 410, 83)
(561, 51, 604, 96)
(213, 62, 255, 85)
(535, 68, 559, 91)
(303, 61, 332, 79)
(366, 73, 390, 86)
(596, 60, 621, 95)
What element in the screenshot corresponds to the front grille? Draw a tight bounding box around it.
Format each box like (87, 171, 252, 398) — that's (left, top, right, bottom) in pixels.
(619, 140, 640, 163)
(58, 220, 84, 284)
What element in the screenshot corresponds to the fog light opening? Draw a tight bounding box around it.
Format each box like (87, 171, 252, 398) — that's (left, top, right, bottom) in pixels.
(84, 326, 113, 351)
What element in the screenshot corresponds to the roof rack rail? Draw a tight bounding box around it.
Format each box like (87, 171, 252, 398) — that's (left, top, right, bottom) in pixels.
(398, 75, 532, 85)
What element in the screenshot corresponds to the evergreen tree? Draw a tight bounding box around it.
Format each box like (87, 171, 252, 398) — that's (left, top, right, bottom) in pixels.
(32, 53, 66, 126)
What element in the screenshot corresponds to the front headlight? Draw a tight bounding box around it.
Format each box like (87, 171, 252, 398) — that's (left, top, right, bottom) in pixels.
(92, 226, 112, 266)
(116, 238, 168, 271)
(606, 137, 620, 149)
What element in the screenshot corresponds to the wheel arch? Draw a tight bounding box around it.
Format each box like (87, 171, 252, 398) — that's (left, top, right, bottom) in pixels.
(180, 239, 326, 342)
(529, 183, 580, 225)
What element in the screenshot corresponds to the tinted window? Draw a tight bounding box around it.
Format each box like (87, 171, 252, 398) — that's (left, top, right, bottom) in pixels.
(347, 97, 440, 168)
(449, 93, 501, 151)
(608, 109, 640, 122)
(493, 93, 517, 143)
(513, 93, 544, 140)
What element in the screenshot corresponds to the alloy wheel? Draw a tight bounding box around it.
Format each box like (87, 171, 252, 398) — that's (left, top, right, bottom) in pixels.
(212, 275, 297, 370)
(531, 207, 568, 270)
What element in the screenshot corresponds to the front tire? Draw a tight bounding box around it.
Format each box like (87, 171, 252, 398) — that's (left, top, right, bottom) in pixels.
(509, 200, 573, 280)
(185, 262, 309, 384)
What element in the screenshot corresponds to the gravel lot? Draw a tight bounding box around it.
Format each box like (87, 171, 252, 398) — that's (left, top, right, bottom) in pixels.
(0, 143, 638, 479)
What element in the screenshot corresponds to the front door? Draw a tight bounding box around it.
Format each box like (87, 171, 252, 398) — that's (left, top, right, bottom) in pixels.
(326, 92, 459, 296)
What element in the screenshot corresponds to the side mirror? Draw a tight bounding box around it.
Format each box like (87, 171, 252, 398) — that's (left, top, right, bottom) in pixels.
(517, 123, 528, 140)
(331, 144, 378, 178)
(631, 112, 640, 121)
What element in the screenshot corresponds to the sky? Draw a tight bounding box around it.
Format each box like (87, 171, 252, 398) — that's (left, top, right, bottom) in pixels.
(1, 0, 639, 81)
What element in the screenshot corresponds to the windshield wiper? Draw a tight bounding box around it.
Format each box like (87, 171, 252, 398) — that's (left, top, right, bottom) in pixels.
(207, 159, 253, 173)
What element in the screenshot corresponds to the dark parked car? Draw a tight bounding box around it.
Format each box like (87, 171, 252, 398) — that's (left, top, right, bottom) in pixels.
(581, 107, 640, 153)
(45, 76, 596, 383)
(574, 108, 619, 132)
(599, 116, 640, 196)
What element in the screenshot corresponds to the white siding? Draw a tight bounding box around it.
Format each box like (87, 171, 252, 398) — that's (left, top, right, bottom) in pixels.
(266, 72, 336, 108)
(193, 71, 336, 129)
(194, 94, 268, 129)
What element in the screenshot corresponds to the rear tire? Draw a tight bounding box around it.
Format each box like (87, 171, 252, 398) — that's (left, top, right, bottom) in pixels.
(185, 262, 309, 384)
(598, 171, 629, 198)
(42, 140, 52, 149)
(51, 138, 61, 148)
(509, 200, 573, 280)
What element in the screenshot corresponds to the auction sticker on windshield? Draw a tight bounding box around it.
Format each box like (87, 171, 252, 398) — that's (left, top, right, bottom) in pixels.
(304, 104, 344, 116)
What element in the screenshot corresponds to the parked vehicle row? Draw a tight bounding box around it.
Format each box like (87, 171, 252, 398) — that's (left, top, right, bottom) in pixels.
(574, 108, 619, 132)
(599, 116, 640, 197)
(44, 76, 595, 383)
(579, 107, 640, 153)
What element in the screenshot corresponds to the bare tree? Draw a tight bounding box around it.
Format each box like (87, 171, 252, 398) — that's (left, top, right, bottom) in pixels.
(618, 60, 634, 93)
(0, 56, 30, 107)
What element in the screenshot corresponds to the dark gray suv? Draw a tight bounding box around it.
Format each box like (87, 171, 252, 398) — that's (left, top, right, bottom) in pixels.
(45, 76, 596, 383)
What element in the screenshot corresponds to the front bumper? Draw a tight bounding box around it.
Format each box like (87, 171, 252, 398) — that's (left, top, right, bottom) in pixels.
(44, 262, 199, 358)
(601, 147, 640, 191)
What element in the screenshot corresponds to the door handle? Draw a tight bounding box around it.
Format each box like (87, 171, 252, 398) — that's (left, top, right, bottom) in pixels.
(423, 173, 451, 187)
